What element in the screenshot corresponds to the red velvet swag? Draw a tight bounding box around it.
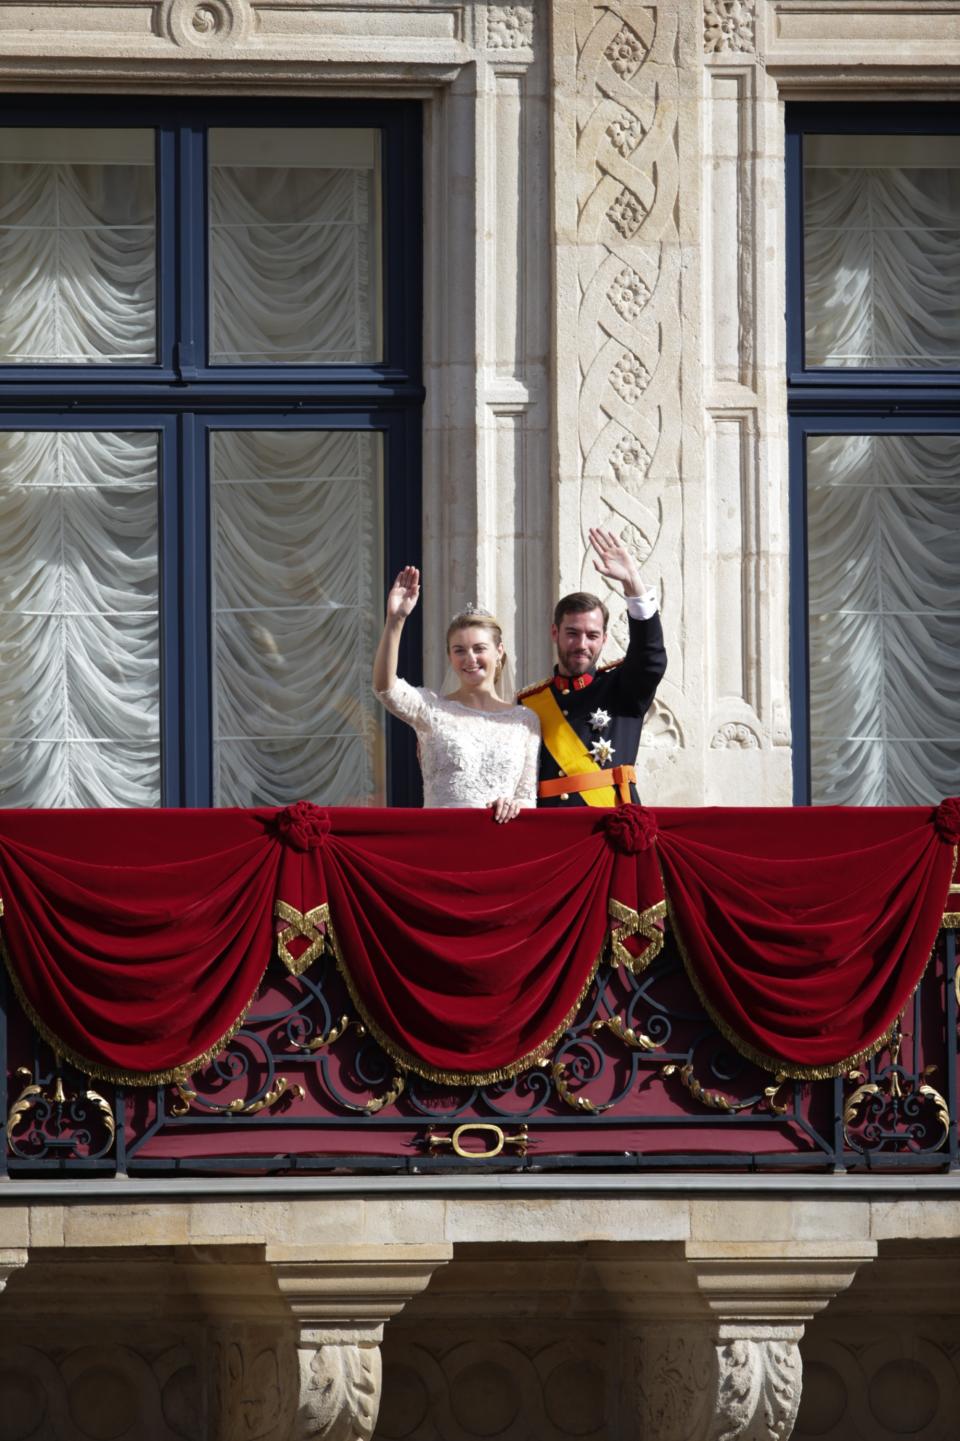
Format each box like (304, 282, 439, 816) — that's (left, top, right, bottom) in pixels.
(0, 805, 955, 1084)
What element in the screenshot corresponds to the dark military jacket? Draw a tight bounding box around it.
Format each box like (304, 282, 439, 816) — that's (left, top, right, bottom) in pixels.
(518, 612, 667, 807)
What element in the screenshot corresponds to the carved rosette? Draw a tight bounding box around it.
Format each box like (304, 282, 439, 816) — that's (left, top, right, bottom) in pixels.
(162, 0, 252, 47)
(486, 3, 534, 51)
(710, 722, 761, 750)
(296, 1343, 382, 1441)
(575, 4, 682, 717)
(703, 0, 757, 56)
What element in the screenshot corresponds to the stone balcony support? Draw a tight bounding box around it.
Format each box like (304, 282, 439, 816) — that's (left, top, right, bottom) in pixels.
(267, 1243, 452, 1441)
(633, 1242, 879, 1441)
(0, 1249, 27, 1294)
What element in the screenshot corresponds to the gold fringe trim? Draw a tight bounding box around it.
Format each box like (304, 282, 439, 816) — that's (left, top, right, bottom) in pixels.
(662, 883, 937, 1082)
(322, 909, 606, 1087)
(944, 913, 960, 929)
(0, 925, 265, 1087)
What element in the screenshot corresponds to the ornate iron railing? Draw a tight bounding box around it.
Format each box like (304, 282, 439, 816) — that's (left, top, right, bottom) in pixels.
(3, 926, 956, 1176)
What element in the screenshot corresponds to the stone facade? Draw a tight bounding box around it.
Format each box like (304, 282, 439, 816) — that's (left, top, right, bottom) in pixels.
(2, 1, 960, 1436)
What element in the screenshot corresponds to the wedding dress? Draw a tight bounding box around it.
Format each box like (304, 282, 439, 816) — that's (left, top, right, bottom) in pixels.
(376, 678, 540, 808)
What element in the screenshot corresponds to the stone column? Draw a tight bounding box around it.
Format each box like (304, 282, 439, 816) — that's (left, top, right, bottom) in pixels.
(267, 1243, 451, 1441)
(634, 1241, 877, 1441)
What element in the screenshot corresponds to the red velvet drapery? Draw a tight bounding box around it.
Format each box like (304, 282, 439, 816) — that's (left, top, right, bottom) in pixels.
(0, 804, 955, 1084)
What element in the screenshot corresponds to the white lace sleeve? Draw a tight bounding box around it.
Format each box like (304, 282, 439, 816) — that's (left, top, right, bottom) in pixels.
(516, 713, 541, 807)
(374, 677, 430, 732)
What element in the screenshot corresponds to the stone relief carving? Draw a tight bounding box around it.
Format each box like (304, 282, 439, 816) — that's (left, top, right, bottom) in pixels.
(637, 1329, 714, 1441)
(212, 1332, 297, 1441)
(715, 1339, 801, 1441)
(297, 1343, 381, 1441)
(606, 106, 647, 158)
(703, 0, 757, 55)
(575, 4, 682, 709)
(0, 1340, 199, 1441)
(486, 4, 534, 51)
(711, 722, 761, 749)
(162, 0, 252, 47)
(639, 696, 683, 750)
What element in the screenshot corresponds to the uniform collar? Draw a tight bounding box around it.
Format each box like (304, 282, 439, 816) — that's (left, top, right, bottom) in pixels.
(552, 667, 595, 694)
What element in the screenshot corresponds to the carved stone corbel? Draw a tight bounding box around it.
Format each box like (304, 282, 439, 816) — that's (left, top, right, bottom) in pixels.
(634, 1241, 877, 1441)
(267, 1244, 451, 1441)
(0, 1249, 27, 1294)
(691, 1242, 876, 1441)
(295, 1337, 380, 1441)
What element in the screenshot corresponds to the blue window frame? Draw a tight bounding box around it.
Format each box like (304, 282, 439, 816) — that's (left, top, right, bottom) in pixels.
(786, 103, 960, 805)
(0, 96, 424, 806)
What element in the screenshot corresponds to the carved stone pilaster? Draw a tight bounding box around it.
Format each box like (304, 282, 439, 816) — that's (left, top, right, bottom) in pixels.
(267, 1244, 450, 1441)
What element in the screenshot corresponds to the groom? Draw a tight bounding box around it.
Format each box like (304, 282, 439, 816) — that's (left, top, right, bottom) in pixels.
(518, 527, 666, 807)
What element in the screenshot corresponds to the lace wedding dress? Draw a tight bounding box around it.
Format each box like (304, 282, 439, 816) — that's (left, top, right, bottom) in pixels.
(375, 678, 541, 808)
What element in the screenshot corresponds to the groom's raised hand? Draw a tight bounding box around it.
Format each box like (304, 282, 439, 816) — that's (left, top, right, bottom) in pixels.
(588, 526, 644, 598)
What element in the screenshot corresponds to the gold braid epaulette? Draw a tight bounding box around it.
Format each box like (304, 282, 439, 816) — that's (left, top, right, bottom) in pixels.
(517, 677, 553, 700)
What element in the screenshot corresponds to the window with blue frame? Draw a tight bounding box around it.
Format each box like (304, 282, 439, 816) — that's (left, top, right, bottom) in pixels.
(786, 105, 960, 806)
(0, 98, 423, 808)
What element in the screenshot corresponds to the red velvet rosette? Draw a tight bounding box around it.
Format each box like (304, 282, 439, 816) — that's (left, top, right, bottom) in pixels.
(601, 803, 658, 853)
(275, 800, 332, 851)
(934, 796, 960, 846)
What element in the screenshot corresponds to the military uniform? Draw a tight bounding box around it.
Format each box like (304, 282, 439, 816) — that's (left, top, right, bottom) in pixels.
(518, 601, 666, 807)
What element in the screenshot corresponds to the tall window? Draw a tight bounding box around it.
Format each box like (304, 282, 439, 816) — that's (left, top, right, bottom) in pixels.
(787, 105, 960, 805)
(0, 99, 422, 807)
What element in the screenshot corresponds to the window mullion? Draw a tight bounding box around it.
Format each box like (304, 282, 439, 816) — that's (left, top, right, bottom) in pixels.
(180, 411, 213, 806)
(176, 123, 208, 380)
(159, 415, 183, 806)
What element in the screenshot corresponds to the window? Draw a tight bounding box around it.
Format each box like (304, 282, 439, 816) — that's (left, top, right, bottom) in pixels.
(786, 105, 960, 806)
(0, 98, 422, 807)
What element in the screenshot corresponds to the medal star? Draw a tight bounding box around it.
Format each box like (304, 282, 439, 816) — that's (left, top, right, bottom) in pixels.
(589, 737, 615, 766)
(589, 708, 612, 731)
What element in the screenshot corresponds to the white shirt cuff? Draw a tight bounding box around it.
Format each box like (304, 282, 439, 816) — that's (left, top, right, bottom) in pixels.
(626, 589, 659, 622)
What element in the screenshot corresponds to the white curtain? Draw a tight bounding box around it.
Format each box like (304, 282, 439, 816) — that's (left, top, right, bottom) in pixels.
(805, 152, 960, 368)
(209, 130, 379, 364)
(0, 135, 155, 364)
(0, 430, 160, 806)
(211, 429, 384, 807)
(807, 433, 960, 805)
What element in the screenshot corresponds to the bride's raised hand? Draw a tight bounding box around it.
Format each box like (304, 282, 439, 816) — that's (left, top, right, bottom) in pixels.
(386, 566, 421, 621)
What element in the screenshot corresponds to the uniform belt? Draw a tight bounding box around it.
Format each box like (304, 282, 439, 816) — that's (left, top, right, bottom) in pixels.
(538, 765, 636, 805)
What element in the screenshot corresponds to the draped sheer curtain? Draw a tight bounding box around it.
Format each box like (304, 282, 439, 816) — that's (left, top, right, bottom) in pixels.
(0, 430, 160, 806)
(211, 429, 385, 807)
(804, 135, 960, 368)
(0, 130, 155, 364)
(208, 128, 381, 365)
(803, 135, 960, 805)
(807, 434, 959, 804)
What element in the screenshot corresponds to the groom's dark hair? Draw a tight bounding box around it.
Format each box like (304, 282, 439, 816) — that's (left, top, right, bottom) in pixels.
(553, 592, 610, 631)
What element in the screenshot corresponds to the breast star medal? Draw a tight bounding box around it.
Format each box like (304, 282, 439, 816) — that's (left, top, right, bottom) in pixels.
(589, 708, 611, 730)
(589, 737, 615, 766)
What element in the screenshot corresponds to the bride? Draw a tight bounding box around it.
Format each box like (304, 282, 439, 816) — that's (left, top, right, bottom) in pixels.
(372, 566, 540, 822)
